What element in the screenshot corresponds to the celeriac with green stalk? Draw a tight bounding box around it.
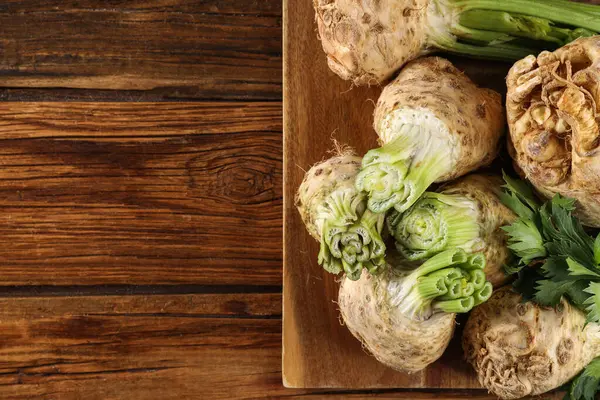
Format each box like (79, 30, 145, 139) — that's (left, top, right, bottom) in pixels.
(387, 174, 516, 287)
(463, 287, 600, 400)
(356, 57, 504, 214)
(339, 248, 492, 373)
(296, 151, 386, 280)
(313, 0, 600, 85)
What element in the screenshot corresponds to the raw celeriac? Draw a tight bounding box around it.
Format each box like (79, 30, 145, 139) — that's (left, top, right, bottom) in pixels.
(387, 174, 516, 287)
(313, 0, 600, 85)
(463, 287, 600, 399)
(339, 249, 492, 373)
(507, 36, 600, 227)
(356, 57, 504, 214)
(296, 151, 386, 280)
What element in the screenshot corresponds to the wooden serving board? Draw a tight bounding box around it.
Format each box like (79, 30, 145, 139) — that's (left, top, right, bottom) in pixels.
(282, 0, 516, 389)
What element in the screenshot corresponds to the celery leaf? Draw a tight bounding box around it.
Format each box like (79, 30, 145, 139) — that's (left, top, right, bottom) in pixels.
(501, 174, 600, 322)
(569, 357, 600, 400)
(584, 282, 600, 324)
(501, 218, 546, 265)
(594, 233, 600, 266)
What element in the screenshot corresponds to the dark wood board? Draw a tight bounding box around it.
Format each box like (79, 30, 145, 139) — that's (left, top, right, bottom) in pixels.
(0, 0, 282, 101)
(0, 293, 287, 400)
(0, 102, 282, 286)
(282, 0, 517, 391)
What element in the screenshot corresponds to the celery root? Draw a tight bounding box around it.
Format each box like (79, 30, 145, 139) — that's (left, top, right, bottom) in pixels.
(507, 36, 600, 227)
(296, 151, 386, 280)
(387, 174, 516, 287)
(339, 249, 493, 373)
(356, 57, 504, 214)
(463, 287, 600, 399)
(313, 0, 600, 85)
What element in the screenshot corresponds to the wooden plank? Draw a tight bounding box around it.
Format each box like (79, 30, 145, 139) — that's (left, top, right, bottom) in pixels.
(0, 293, 289, 400)
(282, 0, 600, 390)
(0, 292, 282, 318)
(0, 102, 282, 285)
(0, 1, 281, 100)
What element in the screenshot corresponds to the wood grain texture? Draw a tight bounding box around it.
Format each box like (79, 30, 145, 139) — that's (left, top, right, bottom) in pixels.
(0, 102, 282, 285)
(0, 0, 281, 100)
(0, 293, 288, 400)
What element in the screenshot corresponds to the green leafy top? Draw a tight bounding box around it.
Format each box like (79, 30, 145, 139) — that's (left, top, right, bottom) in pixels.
(499, 171, 546, 265)
(499, 170, 539, 219)
(567, 357, 600, 400)
(500, 173, 600, 323)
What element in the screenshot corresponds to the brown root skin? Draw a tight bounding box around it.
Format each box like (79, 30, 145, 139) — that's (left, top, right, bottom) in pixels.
(463, 287, 600, 400)
(439, 174, 516, 287)
(374, 57, 505, 182)
(338, 268, 455, 373)
(295, 152, 362, 240)
(507, 36, 600, 227)
(312, 0, 430, 85)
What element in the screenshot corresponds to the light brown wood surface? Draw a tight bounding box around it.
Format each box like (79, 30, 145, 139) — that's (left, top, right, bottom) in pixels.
(282, 0, 512, 391)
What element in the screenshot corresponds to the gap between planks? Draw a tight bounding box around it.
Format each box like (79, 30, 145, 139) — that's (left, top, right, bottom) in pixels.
(0, 88, 284, 102)
(0, 285, 283, 297)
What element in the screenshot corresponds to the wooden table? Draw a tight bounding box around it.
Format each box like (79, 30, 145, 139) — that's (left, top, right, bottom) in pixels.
(0, 2, 563, 399)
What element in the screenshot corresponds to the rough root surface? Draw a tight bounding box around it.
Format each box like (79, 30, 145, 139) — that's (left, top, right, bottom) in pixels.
(374, 57, 505, 181)
(312, 0, 429, 85)
(507, 36, 600, 227)
(440, 174, 516, 287)
(463, 287, 600, 400)
(338, 268, 455, 373)
(296, 152, 362, 240)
